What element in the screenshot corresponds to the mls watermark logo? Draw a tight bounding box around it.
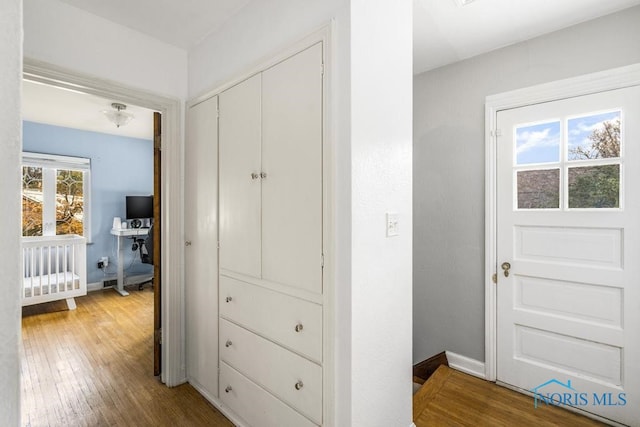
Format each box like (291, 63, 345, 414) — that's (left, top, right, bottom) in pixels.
(531, 379, 626, 409)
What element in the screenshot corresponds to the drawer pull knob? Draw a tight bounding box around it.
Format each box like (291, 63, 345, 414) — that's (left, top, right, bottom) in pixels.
(225, 340, 232, 348)
(295, 323, 304, 333)
(225, 296, 233, 303)
(295, 381, 304, 391)
(251, 173, 260, 180)
(225, 385, 233, 393)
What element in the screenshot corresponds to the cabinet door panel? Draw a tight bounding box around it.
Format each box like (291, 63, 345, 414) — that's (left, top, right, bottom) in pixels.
(185, 96, 219, 397)
(261, 43, 323, 294)
(219, 75, 262, 278)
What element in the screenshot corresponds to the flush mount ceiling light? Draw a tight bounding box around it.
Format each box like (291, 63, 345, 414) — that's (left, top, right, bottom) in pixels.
(453, 0, 476, 6)
(103, 102, 134, 128)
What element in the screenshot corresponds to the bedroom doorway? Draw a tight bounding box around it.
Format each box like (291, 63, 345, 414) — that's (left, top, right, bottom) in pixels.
(21, 59, 184, 387)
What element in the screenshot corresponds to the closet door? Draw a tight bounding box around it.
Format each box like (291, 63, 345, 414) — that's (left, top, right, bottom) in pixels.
(185, 95, 219, 396)
(261, 43, 323, 294)
(219, 75, 262, 278)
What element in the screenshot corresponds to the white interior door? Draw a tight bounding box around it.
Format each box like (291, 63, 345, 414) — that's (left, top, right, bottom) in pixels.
(496, 85, 640, 425)
(185, 95, 219, 396)
(219, 75, 262, 278)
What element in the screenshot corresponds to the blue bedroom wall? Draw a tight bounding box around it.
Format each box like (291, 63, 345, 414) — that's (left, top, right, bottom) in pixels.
(23, 121, 154, 285)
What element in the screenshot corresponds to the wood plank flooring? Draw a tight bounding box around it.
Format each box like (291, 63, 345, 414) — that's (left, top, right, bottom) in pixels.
(21, 289, 233, 427)
(414, 365, 607, 426)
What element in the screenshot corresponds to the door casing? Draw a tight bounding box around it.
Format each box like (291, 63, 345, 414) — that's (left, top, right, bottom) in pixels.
(23, 58, 185, 386)
(484, 63, 640, 382)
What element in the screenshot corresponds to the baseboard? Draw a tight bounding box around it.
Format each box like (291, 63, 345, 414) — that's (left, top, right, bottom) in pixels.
(87, 281, 103, 292)
(188, 378, 247, 427)
(445, 351, 485, 379)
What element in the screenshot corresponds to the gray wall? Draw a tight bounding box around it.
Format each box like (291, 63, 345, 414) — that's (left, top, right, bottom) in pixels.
(413, 6, 640, 363)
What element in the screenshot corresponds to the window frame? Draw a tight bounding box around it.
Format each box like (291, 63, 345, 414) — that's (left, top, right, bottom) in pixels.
(22, 152, 92, 242)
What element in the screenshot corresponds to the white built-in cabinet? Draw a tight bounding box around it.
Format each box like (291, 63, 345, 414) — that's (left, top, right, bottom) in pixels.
(219, 42, 325, 426)
(220, 43, 323, 296)
(185, 95, 220, 398)
(186, 41, 325, 427)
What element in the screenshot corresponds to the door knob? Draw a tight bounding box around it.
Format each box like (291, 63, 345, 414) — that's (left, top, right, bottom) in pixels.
(501, 262, 511, 277)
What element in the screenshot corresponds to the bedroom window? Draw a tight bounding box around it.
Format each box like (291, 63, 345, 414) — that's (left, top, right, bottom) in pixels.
(22, 152, 91, 240)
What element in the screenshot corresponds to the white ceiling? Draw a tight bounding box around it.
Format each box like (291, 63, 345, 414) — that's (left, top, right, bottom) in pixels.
(414, 0, 640, 74)
(57, 0, 253, 50)
(25, 0, 640, 137)
(23, 80, 156, 140)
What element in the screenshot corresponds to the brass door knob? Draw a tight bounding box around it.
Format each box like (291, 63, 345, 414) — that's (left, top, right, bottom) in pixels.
(501, 262, 511, 277)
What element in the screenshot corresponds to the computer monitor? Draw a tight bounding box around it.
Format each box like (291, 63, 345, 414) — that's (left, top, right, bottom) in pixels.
(126, 195, 153, 222)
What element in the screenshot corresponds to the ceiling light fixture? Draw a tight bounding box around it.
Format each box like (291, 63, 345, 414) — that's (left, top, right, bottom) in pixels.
(103, 102, 134, 128)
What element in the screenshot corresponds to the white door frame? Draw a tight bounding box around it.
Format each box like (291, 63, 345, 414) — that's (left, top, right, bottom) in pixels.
(23, 58, 186, 387)
(484, 63, 640, 382)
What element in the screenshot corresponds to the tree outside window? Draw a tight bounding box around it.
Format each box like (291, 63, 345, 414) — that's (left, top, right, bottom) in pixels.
(21, 153, 90, 238)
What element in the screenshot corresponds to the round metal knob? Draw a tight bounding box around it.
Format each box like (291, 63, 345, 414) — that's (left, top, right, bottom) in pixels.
(295, 381, 304, 391)
(260, 172, 267, 179)
(185, 241, 192, 246)
(225, 386, 233, 393)
(225, 296, 233, 303)
(225, 340, 232, 348)
(295, 323, 304, 333)
(251, 173, 260, 180)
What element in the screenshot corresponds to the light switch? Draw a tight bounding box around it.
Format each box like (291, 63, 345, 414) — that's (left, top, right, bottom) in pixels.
(386, 213, 399, 237)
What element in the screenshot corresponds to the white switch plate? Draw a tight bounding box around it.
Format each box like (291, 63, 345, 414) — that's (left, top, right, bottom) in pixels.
(386, 213, 399, 237)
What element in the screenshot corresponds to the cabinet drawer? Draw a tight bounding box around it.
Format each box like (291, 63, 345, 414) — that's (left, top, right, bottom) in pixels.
(220, 362, 317, 427)
(220, 275, 322, 362)
(220, 319, 322, 424)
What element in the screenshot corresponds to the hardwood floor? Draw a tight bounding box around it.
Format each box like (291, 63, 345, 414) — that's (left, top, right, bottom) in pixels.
(414, 365, 607, 426)
(21, 288, 233, 427)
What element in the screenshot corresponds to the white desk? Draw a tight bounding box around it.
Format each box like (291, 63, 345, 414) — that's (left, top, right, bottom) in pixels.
(110, 227, 149, 296)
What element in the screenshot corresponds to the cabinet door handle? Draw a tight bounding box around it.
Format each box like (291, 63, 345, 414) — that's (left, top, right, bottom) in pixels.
(225, 385, 233, 393)
(225, 340, 232, 348)
(295, 381, 304, 391)
(251, 173, 260, 180)
(225, 296, 233, 303)
(260, 172, 267, 179)
(295, 323, 304, 333)
(185, 241, 192, 246)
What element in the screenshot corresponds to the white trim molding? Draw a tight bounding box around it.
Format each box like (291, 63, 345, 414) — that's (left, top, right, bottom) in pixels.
(484, 63, 640, 382)
(23, 58, 185, 387)
(446, 351, 486, 379)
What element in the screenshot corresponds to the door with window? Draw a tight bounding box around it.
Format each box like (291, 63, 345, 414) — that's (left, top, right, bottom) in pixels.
(496, 85, 640, 425)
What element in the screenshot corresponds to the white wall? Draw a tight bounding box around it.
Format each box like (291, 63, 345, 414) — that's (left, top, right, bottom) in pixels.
(413, 5, 640, 364)
(350, 1, 413, 425)
(24, 0, 188, 100)
(189, 1, 413, 425)
(0, 0, 22, 424)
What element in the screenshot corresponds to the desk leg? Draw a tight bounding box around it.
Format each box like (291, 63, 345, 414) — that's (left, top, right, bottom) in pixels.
(115, 235, 129, 296)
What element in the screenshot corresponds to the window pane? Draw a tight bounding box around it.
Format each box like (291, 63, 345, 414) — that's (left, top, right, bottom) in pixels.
(568, 165, 620, 209)
(517, 169, 560, 209)
(568, 111, 621, 161)
(22, 166, 43, 236)
(515, 121, 560, 165)
(56, 169, 84, 236)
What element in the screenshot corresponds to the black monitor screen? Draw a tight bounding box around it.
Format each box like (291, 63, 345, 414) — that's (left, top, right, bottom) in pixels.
(126, 196, 153, 220)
